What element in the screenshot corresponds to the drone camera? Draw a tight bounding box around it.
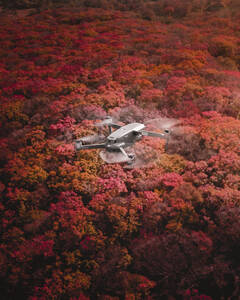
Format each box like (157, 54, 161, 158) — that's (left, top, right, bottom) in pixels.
(134, 131, 142, 141)
(75, 140, 83, 150)
(128, 153, 135, 160)
(127, 153, 135, 164)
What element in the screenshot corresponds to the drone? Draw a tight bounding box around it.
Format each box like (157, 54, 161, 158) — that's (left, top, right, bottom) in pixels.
(75, 116, 179, 165)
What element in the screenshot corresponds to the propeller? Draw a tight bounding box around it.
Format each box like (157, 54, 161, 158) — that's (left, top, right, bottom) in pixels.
(129, 141, 160, 168)
(79, 134, 105, 144)
(145, 117, 181, 130)
(95, 116, 113, 127)
(100, 150, 131, 164)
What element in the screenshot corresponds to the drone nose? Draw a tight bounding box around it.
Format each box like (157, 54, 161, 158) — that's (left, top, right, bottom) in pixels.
(75, 140, 83, 150)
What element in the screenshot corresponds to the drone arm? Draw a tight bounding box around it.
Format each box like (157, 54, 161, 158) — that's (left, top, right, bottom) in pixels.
(109, 123, 122, 129)
(75, 140, 106, 151)
(141, 130, 169, 139)
(119, 147, 135, 162)
(119, 146, 128, 157)
(107, 123, 121, 134)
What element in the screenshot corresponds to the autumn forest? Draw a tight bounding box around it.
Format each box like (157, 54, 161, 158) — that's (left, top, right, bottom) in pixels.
(1, 0, 240, 299)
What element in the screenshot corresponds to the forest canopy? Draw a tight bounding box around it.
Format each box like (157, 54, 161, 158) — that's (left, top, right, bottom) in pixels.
(0, 1, 240, 299)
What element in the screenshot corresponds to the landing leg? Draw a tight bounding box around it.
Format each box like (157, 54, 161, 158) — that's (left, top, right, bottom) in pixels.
(119, 147, 135, 164)
(127, 153, 135, 164)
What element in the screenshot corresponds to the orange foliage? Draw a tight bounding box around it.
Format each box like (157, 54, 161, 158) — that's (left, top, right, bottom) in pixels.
(1, 4, 240, 300)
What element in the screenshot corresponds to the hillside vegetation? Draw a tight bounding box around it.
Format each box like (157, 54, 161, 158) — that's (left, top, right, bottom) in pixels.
(0, 3, 240, 299)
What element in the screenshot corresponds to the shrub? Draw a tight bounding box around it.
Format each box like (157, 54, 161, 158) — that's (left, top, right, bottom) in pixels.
(208, 36, 237, 58)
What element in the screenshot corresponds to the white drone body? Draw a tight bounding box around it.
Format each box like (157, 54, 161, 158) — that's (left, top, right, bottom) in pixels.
(75, 117, 172, 164)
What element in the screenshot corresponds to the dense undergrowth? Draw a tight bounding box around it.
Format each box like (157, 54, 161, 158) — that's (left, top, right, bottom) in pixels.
(1, 3, 240, 299)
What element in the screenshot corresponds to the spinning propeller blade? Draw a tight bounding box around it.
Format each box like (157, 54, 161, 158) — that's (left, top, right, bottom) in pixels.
(79, 134, 105, 144)
(100, 150, 131, 164)
(145, 117, 181, 130)
(123, 142, 159, 169)
(95, 116, 113, 127)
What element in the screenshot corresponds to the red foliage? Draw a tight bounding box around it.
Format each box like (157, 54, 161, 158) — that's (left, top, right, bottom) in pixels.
(1, 5, 240, 300)
(183, 289, 212, 300)
(12, 235, 54, 260)
(50, 191, 93, 239)
(160, 172, 183, 187)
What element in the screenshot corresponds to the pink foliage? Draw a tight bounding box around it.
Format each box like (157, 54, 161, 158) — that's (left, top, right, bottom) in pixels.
(12, 235, 54, 260)
(51, 191, 83, 211)
(160, 172, 183, 187)
(96, 177, 128, 195)
(55, 143, 75, 157)
(89, 67, 112, 85)
(138, 88, 163, 105)
(1, 6, 240, 300)
(184, 288, 212, 300)
(165, 76, 187, 95)
(50, 116, 76, 133)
